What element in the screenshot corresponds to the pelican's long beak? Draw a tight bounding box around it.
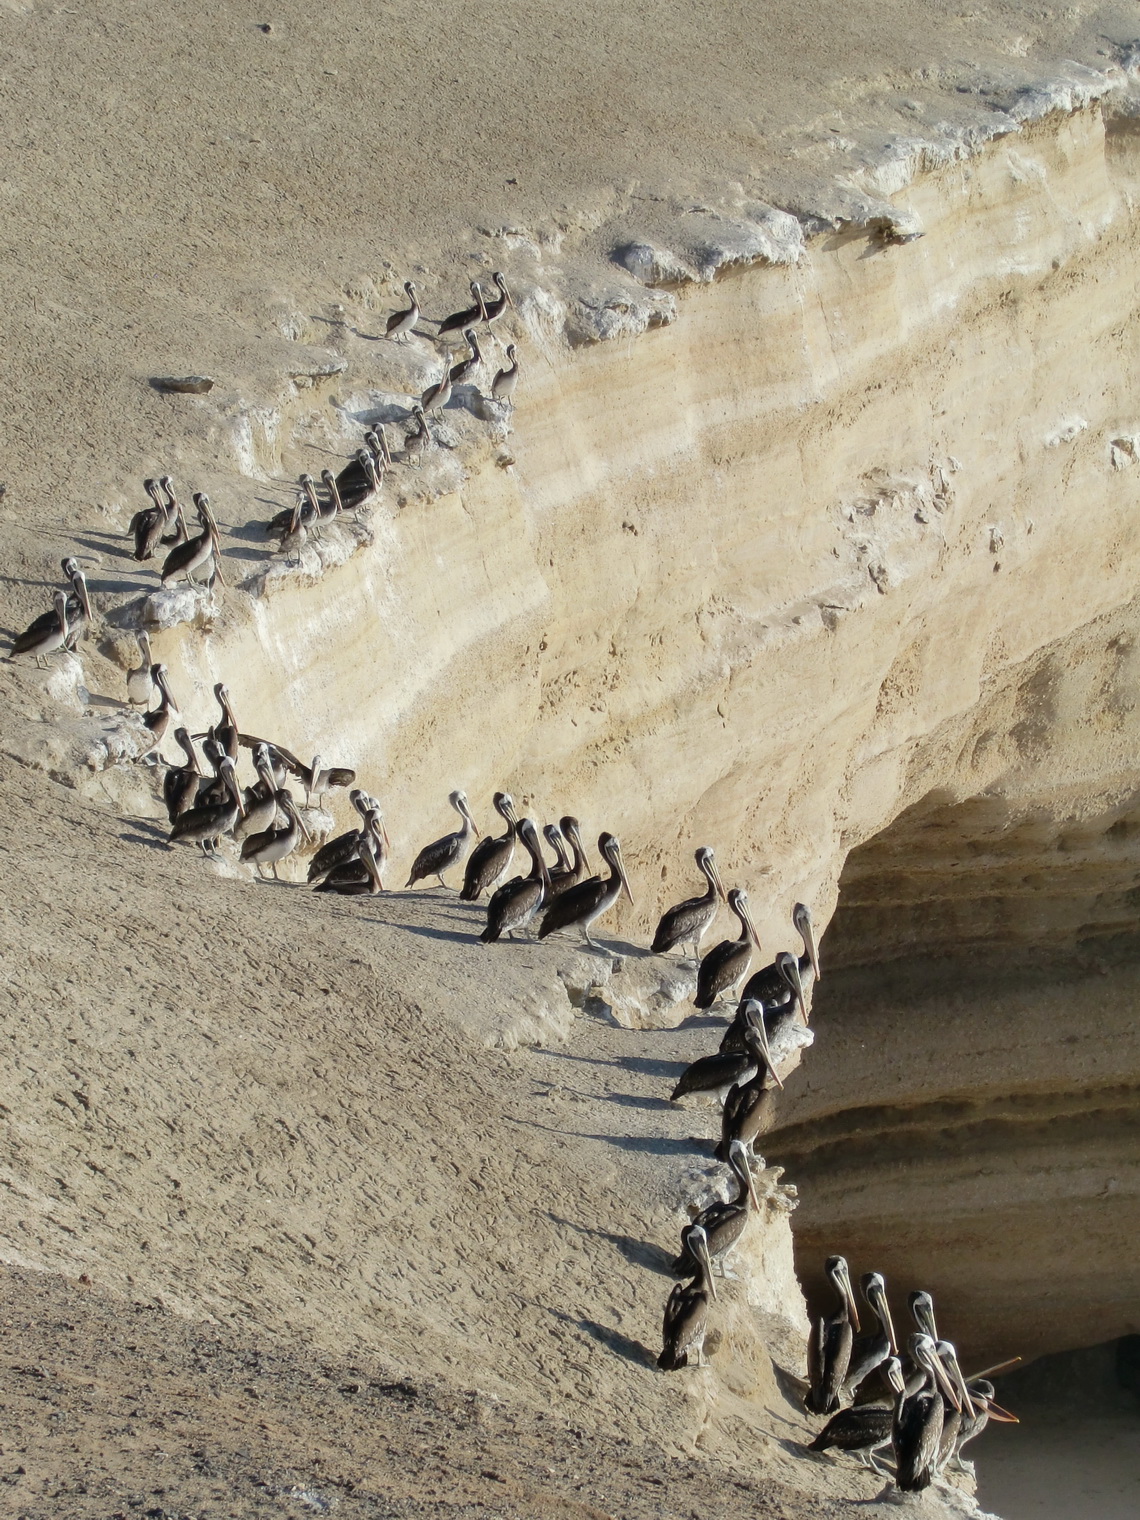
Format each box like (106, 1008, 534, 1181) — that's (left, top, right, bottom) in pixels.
(799, 906, 821, 982)
(944, 1346, 975, 1419)
(694, 1234, 717, 1302)
(929, 1349, 961, 1412)
(227, 768, 246, 819)
(878, 1285, 899, 1356)
(838, 1261, 861, 1333)
(73, 572, 92, 624)
(709, 858, 728, 903)
(739, 1152, 761, 1211)
(783, 955, 809, 1025)
(981, 1399, 1019, 1424)
(742, 903, 762, 952)
(615, 846, 634, 906)
(750, 1010, 784, 1090)
(296, 805, 313, 844)
(967, 1357, 1022, 1381)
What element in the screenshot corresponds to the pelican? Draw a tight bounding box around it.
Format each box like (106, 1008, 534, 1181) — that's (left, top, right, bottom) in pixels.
(386, 280, 419, 342)
(142, 664, 181, 745)
(314, 830, 385, 895)
(545, 815, 591, 901)
(163, 729, 202, 821)
(671, 1140, 759, 1279)
(715, 1052, 784, 1163)
(491, 344, 519, 406)
(482, 271, 513, 326)
(420, 361, 453, 414)
(809, 1356, 906, 1475)
(240, 791, 311, 880)
(460, 792, 519, 900)
(60, 558, 92, 647)
(9, 590, 70, 667)
(950, 1378, 1019, 1472)
(406, 790, 479, 887)
(320, 470, 347, 523)
(296, 753, 354, 807)
(158, 476, 187, 544)
(741, 902, 821, 1007)
(543, 822, 571, 876)
(333, 448, 381, 515)
(437, 280, 487, 337)
(126, 632, 154, 706)
(168, 755, 244, 854)
(671, 1009, 781, 1105)
(161, 493, 224, 588)
(234, 746, 283, 841)
(805, 1256, 861, 1415)
(448, 329, 482, 386)
(931, 1341, 976, 1479)
(694, 888, 761, 1008)
(402, 406, 432, 465)
(652, 847, 726, 960)
(480, 818, 550, 941)
(841, 1274, 899, 1402)
(893, 1334, 960, 1492)
(537, 832, 632, 951)
(658, 1224, 717, 1371)
(128, 478, 168, 561)
(308, 795, 388, 883)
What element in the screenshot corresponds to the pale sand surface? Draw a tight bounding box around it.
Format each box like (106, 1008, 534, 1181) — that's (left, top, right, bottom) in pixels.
(2, 0, 1139, 597)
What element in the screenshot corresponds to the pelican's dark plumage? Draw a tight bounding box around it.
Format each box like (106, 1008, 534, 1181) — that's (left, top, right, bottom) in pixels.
(671, 1008, 777, 1105)
(694, 887, 761, 1008)
(537, 832, 632, 950)
(168, 755, 244, 855)
(545, 816, 591, 901)
(438, 280, 487, 337)
(671, 1140, 758, 1278)
(893, 1334, 960, 1492)
(740, 901, 821, 1007)
(461, 792, 518, 900)
(842, 1273, 899, 1402)
(652, 846, 726, 959)
(406, 790, 479, 888)
(809, 1357, 905, 1475)
(386, 280, 419, 342)
(805, 1255, 861, 1415)
(658, 1224, 716, 1371)
(480, 819, 550, 941)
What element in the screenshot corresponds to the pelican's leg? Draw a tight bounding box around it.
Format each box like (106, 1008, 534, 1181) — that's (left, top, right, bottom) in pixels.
(272, 862, 280, 881)
(437, 872, 448, 889)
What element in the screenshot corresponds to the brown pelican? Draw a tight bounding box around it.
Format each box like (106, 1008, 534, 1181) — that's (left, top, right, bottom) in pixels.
(296, 753, 354, 808)
(714, 1051, 784, 1163)
(60, 559, 92, 648)
(841, 1274, 899, 1402)
(129, 478, 168, 560)
(652, 847, 726, 960)
(805, 1256, 861, 1415)
(671, 1140, 759, 1279)
(233, 746, 282, 841)
(950, 1379, 1018, 1473)
(314, 830, 385, 895)
(809, 1356, 906, 1475)
(480, 818, 550, 941)
(240, 791, 311, 880)
(461, 792, 518, 900)
(320, 470, 347, 522)
(406, 790, 479, 887)
(482, 272, 514, 326)
(537, 832, 632, 951)
(402, 406, 432, 465)
(694, 888, 761, 1008)
(10, 590, 70, 667)
(931, 1341, 976, 1479)
(893, 1334, 961, 1491)
(126, 632, 154, 706)
(332, 448, 381, 516)
(386, 280, 419, 342)
(158, 477, 187, 545)
(308, 794, 388, 883)
(169, 755, 244, 854)
(545, 816, 591, 901)
(491, 344, 519, 406)
(658, 1224, 717, 1371)
(161, 494, 224, 588)
(720, 955, 810, 1060)
(671, 1010, 780, 1105)
(448, 329, 482, 386)
(142, 665, 181, 745)
(437, 280, 488, 337)
(741, 902, 821, 1007)
(162, 728, 202, 821)
(420, 361, 453, 414)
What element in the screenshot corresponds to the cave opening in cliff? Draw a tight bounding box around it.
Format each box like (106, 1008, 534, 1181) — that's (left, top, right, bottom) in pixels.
(769, 784, 1140, 1373)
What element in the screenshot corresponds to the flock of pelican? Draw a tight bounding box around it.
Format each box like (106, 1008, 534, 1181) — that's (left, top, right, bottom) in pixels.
(5, 272, 1020, 1503)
